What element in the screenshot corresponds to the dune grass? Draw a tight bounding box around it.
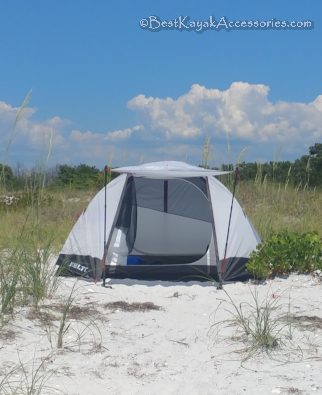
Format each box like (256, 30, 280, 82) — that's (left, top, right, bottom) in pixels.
(0, 187, 95, 249)
(0, 186, 96, 323)
(0, 352, 58, 395)
(236, 180, 322, 240)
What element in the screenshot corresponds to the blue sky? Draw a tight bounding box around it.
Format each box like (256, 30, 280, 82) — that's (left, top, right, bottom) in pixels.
(0, 0, 321, 168)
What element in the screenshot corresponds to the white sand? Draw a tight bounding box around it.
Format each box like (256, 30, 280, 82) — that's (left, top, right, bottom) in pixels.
(1, 274, 322, 395)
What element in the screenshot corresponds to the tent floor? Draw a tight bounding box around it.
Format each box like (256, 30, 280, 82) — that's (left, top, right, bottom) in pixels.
(56, 254, 251, 282)
(104, 265, 220, 282)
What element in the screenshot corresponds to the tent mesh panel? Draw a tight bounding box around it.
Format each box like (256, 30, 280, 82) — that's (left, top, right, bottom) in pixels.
(111, 177, 213, 265)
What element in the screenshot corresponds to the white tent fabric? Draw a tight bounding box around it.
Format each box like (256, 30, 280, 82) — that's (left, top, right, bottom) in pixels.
(113, 161, 230, 179)
(60, 174, 127, 261)
(106, 227, 129, 266)
(208, 176, 260, 259)
(57, 161, 260, 282)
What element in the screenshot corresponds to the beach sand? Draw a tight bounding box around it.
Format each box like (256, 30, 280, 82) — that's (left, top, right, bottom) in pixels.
(1, 273, 322, 395)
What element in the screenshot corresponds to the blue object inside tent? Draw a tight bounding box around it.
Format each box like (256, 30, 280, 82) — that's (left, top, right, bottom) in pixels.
(127, 256, 144, 265)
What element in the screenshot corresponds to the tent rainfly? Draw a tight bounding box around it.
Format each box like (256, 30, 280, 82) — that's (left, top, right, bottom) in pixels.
(56, 161, 260, 283)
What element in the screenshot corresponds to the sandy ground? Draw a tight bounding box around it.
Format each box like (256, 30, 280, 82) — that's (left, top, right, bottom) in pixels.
(1, 273, 322, 395)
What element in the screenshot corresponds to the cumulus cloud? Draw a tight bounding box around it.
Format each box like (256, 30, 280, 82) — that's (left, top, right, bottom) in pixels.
(70, 124, 143, 142)
(70, 129, 100, 142)
(2, 82, 322, 167)
(0, 100, 67, 151)
(0, 96, 145, 166)
(105, 125, 143, 141)
(19, 116, 67, 147)
(0, 100, 36, 121)
(128, 82, 322, 143)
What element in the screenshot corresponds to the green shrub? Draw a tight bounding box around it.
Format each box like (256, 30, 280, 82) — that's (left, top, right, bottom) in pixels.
(246, 231, 322, 279)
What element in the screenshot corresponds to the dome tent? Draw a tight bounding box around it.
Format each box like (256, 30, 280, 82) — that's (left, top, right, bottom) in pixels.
(56, 161, 260, 283)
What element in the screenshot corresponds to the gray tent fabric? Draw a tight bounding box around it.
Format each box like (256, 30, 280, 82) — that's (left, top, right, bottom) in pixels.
(56, 161, 260, 282)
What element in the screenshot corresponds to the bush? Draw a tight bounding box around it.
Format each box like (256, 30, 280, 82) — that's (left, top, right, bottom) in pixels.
(56, 164, 102, 189)
(246, 231, 322, 279)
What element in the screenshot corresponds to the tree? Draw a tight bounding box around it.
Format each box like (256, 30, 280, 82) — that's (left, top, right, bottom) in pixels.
(308, 143, 322, 186)
(0, 163, 14, 186)
(56, 165, 76, 186)
(219, 142, 322, 188)
(56, 164, 101, 189)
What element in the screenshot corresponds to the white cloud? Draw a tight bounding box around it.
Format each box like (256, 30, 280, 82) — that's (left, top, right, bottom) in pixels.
(70, 125, 143, 142)
(0, 101, 36, 120)
(70, 129, 100, 142)
(2, 82, 322, 167)
(19, 116, 67, 148)
(0, 96, 145, 166)
(128, 82, 322, 143)
(105, 125, 143, 141)
(0, 100, 67, 151)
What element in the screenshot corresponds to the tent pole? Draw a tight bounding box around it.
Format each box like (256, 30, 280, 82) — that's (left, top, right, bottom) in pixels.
(205, 177, 221, 288)
(164, 180, 168, 213)
(222, 167, 239, 279)
(102, 165, 108, 287)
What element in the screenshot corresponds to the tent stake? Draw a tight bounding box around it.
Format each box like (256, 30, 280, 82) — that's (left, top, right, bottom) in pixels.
(222, 167, 239, 279)
(102, 165, 108, 287)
